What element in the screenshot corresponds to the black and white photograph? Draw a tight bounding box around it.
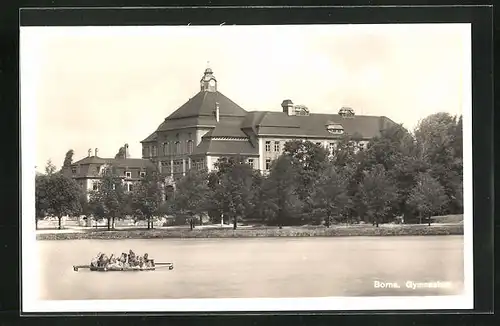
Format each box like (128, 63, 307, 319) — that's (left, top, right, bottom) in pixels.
(21, 22, 472, 312)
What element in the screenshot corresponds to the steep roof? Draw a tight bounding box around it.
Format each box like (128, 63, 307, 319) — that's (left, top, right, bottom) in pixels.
(73, 156, 155, 169)
(241, 111, 396, 139)
(202, 118, 248, 138)
(192, 139, 258, 156)
(141, 132, 158, 143)
(154, 116, 216, 133)
(72, 156, 109, 165)
(166, 91, 247, 120)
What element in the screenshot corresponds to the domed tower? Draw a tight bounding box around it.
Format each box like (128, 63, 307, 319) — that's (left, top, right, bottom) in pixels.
(200, 64, 217, 92)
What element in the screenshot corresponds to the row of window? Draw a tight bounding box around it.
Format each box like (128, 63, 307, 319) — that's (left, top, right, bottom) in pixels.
(264, 140, 365, 153)
(92, 182, 134, 192)
(73, 166, 146, 178)
(192, 159, 205, 171)
(123, 171, 146, 178)
(144, 139, 195, 158)
(161, 159, 207, 173)
(264, 141, 282, 153)
(163, 159, 203, 173)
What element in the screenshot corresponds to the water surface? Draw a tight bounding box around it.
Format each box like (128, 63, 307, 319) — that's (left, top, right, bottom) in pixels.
(36, 236, 464, 300)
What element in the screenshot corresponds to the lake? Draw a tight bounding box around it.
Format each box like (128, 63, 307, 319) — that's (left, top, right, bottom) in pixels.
(36, 236, 464, 300)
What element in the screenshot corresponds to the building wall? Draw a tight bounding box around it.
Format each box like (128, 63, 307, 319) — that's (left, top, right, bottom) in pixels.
(142, 127, 212, 159)
(257, 137, 371, 172)
(142, 126, 373, 179)
(143, 127, 214, 177)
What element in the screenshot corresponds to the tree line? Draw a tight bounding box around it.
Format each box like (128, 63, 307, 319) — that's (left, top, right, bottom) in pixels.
(35, 112, 463, 230)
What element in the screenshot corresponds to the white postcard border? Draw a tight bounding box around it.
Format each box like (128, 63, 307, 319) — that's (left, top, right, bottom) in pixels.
(21, 23, 474, 313)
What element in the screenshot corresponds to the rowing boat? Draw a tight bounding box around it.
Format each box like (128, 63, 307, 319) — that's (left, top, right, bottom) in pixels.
(73, 261, 174, 272)
(89, 266, 156, 272)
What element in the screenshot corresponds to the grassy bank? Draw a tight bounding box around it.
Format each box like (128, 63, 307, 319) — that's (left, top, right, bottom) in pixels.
(36, 223, 464, 241)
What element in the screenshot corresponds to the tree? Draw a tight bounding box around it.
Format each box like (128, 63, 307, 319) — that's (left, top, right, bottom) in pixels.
(407, 172, 449, 225)
(246, 170, 266, 222)
(172, 169, 211, 229)
(36, 164, 83, 229)
(414, 112, 457, 165)
(262, 155, 303, 228)
(63, 149, 74, 168)
(388, 155, 430, 221)
(358, 164, 398, 227)
(115, 146, 126, 159)
(354, 124, 420, 219)
(45, 159, 57, 175)
(88, 166, 126, 230)
(130, 166, 165, 229)
(330, 134, 358, 168)
(283, 140, 329, 212)
(35, 174, 49, 230)
(414, 113, 463, 214)
(311, 166, 349, 227)
(214, 160, 255, 230)
(206, 156, 257, 229)
(363, 124, 416, 173)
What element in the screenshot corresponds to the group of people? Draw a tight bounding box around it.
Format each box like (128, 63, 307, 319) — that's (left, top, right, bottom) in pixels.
(90, 250, 153, 269)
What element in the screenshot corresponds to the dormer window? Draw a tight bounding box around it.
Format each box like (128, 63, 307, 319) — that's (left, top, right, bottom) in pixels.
(294, 105, 310, 116)
(339, 107, 355, 118)
(326, 123, 344, 134)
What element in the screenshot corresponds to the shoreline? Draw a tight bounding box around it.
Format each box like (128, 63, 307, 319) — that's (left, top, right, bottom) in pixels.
(36, 224, 464, 241)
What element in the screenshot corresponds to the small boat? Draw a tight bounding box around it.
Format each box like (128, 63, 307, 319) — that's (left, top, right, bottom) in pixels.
(73, 260, 173, 272)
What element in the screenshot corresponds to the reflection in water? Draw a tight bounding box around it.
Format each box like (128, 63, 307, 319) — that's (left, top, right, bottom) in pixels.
(36, 236, 464, 300)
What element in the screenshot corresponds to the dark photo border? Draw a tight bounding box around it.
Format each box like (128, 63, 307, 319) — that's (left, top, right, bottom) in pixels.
(1, 3, 494, 326)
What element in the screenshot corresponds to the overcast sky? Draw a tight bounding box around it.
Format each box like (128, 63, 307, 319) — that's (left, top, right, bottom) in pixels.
(21, 24, 470, 172)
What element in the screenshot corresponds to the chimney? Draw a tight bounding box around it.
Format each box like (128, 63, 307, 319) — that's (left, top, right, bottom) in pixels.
(281, 99, 294, 116)
(95, 148, 99, 157)
(215, 102, 220, 122)
(88, 148, 92, 157)
(125, 143, 129, 159)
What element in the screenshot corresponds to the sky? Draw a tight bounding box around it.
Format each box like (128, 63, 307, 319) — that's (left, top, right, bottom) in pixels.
(20, 24, 470, 172)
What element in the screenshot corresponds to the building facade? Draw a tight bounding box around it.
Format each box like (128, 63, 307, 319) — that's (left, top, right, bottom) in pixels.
(63, 146, 156, 199)
(140, 68, 396, 179)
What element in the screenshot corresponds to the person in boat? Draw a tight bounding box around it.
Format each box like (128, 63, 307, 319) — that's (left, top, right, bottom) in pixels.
(143, 253, 152, 268)
(90, 252, 102, 268)
(119, 253, 128, 268)
(98, 253, 109, 268)
(107, 254, 119, 269)
(137, 256, 144, 268)
(128, 250, 138, 267)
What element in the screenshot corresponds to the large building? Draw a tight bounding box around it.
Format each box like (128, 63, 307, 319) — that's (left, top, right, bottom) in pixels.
(64, 67, 396, 195)
(140, 67, 396, 179)
(63, 146, 156, 198)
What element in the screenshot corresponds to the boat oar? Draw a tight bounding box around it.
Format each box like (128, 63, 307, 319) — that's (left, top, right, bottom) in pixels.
(73, 265, 91, 271)
(154, 262, 174, 270)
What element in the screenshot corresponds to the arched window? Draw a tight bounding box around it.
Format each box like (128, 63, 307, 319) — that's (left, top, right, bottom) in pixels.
(163, 142, 169, 155)
(175, 141, 181, 154)
(187, 140, 194, 154)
